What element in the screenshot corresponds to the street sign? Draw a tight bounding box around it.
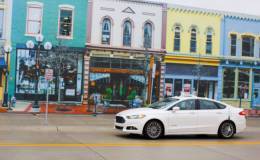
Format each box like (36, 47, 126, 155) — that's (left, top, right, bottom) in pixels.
(152, 64, 156, 78)
(45, 69, 53, 81)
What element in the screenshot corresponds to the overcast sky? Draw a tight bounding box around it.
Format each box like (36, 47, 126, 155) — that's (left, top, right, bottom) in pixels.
(150, 0, 260, 16)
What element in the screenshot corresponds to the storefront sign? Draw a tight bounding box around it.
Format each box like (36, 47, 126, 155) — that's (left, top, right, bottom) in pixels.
(66, 89, 75, 96)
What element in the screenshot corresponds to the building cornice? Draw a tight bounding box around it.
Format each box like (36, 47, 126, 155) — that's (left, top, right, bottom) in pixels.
(164, 54, 220, 66)
(168, 4, 260, 21)
(86, 43, 165, 55)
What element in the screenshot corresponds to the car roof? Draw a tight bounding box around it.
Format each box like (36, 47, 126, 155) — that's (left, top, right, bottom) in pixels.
(169, 96, 219, 102)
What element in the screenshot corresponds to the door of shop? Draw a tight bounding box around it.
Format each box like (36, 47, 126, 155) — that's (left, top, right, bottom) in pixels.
(253, 83, 260, 107)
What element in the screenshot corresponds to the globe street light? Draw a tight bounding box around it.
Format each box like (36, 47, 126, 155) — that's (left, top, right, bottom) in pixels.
(2, 45, 12, 108)
(26, 34, 52, 111)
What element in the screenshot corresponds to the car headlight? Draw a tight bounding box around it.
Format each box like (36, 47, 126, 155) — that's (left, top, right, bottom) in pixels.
(126, 114, 146, 119)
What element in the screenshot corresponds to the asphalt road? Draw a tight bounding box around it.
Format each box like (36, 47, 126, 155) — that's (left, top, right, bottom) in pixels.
(0, 113, 259, 160)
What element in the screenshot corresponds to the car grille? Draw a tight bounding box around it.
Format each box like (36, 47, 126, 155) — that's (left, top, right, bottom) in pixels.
(115, 126, 123, 130)
(116, 116, 125, 123)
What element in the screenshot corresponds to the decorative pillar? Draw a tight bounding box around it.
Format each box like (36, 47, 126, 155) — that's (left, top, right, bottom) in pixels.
(254, 39, 259, 58)
(83, 51, 90, 106)
(234, 67, 239, 99)
(249, 68, 253, 101)
(147, 55, 154, 104)
(227, 36, 231, 56)
(159, 62, 166, 100)
(237, 36, 242, 57)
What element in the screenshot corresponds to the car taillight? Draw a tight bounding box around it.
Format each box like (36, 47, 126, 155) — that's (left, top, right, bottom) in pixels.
(239, 111, 246, 116)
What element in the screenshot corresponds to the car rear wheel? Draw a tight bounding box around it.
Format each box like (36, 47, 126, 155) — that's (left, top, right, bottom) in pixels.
(218, 121, 235, 139)
(144, 120, 163, 139)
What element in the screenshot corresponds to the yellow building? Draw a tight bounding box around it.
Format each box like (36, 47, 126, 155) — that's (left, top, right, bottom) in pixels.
(0, 0, 12, 104)
(164, 5, 222, 99)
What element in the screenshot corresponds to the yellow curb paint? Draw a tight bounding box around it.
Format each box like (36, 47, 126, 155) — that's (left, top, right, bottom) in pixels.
(0, 141, 260, 147)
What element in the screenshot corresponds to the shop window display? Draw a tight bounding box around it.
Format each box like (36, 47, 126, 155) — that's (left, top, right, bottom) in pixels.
(238, 69, 249, 99)
(223, 68, 235, 98)
(15, 48, 83, 101)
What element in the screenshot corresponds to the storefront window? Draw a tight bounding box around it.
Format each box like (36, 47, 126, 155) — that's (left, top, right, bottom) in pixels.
(254, 70, 260, 84)
(16, 48, 83, 101)
(238, 69, 249, 99)
(165, 79, 173, 97)
(223, 68, 235, 98)
(174, 79, 182, 96)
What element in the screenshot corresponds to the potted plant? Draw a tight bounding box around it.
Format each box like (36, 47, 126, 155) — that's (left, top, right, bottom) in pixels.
(127, 89, 137, 108)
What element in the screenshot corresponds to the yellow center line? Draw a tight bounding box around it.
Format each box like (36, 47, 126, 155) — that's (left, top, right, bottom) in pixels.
(0, 141, 260, 147)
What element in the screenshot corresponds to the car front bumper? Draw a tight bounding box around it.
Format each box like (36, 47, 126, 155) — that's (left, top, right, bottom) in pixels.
(114, 119, 144, 135)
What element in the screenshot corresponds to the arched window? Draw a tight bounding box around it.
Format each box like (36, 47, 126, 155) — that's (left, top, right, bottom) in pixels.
(101, 18, 111, 45)
(144, 22, 152, 48)
(174, 26, 181, 51)
(206, 29, 213, 54)
(190, 28, 197, 52)
(123, 20, 132, 47)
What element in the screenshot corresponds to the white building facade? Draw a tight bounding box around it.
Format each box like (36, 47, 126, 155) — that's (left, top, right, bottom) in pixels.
(84, 0, 167, 108)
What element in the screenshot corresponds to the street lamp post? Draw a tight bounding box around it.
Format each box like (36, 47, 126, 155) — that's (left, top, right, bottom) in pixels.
(26, 34, 52, 111)
(2, 45, 12, 108)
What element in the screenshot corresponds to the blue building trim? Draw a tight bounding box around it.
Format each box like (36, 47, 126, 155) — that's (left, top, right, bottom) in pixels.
(217, 66, 223, 100)
(165, 75, 218, 81)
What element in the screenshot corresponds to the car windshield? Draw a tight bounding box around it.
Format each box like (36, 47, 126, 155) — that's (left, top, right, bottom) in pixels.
(148, 98, 179, 109)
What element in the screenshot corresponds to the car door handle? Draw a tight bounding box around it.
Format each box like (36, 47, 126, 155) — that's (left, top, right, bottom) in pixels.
(216, 112, 223, 114)
(189, 112, 196, 115)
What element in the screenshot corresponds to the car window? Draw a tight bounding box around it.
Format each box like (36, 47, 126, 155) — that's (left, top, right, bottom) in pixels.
(173, 99, 196, 110)
(199, 100, 219, 110)
(215, 102, 226, 109)
(149, 98, 179, 109)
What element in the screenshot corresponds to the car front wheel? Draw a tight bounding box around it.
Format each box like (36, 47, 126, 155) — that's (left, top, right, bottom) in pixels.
(218, 121, 235, 139)
(143, 120, 163, 139)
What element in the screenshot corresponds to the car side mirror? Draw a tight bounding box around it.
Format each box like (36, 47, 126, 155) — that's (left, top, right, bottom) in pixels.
(172, 106, 180, 113)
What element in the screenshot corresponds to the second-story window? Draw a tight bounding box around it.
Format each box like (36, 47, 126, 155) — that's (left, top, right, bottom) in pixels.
(26, 2, 43, 35)
(123, 20, 132, 47)
(0, 9, 4, 39)
(58, 6, 74, 38)
(206, 30, 213, 54)
(102, 18, 111, 45)
(143, 22, 152, 48)
(230, 34, 237, 56)
(242, 35, 255, 57)
(190, 28, 197, 52)
(174, 26, 181, 51)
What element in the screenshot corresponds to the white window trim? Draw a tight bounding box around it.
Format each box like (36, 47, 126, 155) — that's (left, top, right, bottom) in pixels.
(101, 17, 112, 45)
(57, 5, 74, 40)
(25, 1, 43, 36)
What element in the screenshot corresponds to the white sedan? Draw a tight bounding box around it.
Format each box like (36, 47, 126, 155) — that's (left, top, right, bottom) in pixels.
(114, 96, 246, 139)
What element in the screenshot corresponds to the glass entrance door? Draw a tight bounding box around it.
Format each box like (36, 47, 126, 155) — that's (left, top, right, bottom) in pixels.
(253, 88, 260, 107)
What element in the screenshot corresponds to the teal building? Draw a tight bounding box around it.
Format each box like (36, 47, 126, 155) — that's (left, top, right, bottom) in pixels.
(9, 0, 87, 102)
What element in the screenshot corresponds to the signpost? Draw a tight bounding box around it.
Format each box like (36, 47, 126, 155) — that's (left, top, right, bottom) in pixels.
(150, 64, 156, 103)
(44, 69, 53, 125)
(239, 84, 248, 108)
